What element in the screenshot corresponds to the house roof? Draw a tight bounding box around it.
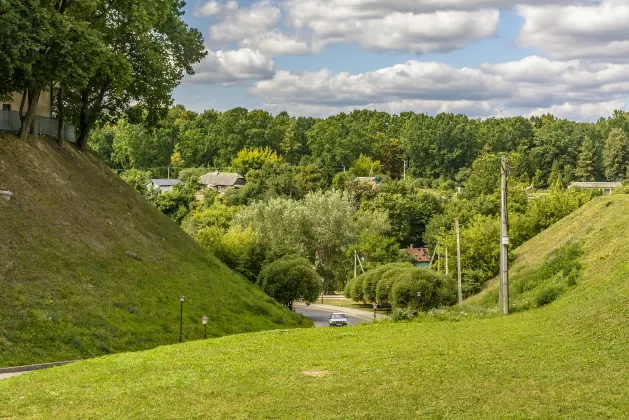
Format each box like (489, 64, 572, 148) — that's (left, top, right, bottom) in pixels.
(146, 179, 183, 187)
(568, 182, 622, 189)
(405, 246, 431, 263)
(199, 171, 245, 187)
(355, 177, 380, 182)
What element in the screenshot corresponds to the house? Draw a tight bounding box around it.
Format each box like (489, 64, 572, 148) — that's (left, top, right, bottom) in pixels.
(145, 179, 184, 193)
(405, 245, 431, 268)
(199, 171, 245, 194)
(355, 176, 381, 189)
(0, 91, 76, 141)
(568, 182, 622, 196)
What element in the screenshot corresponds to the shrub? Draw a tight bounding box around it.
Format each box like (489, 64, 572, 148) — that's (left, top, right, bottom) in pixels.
(391, 307, 416, 321)
(257, 255, 321, 309)
(535, 284, 566, 307)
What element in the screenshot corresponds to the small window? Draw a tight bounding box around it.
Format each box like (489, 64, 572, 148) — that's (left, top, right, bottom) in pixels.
(2, 104, 10, 111)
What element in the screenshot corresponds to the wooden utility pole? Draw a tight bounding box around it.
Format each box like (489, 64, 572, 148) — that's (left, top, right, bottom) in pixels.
(456, 220, 462, 305)
(445, 247, 449, 276)
(354, 250, 357, 279)
(403, 160, 406, 180)
(500, 155, 510, 315)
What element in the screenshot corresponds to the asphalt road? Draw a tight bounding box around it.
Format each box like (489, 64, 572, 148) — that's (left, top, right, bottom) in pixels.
(0, 372, 27, 380)
(294, 306, 370, 328)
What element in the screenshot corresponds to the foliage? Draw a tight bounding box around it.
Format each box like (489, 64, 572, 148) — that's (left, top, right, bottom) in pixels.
(351, 154, 383, 176)
(604, 128, 629, 181)
(232, 147, 283, 176)
(345, 263, 454, 312)
(257, 255, 321, 309)
(120, 169, 151, 194)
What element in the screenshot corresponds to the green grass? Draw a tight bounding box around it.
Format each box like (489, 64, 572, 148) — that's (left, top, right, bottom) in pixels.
(2, 177, 629, 418)
(0, 135, 310, 367)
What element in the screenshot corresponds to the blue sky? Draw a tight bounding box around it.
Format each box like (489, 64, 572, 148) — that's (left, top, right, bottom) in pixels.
(173, 0, 629, 121)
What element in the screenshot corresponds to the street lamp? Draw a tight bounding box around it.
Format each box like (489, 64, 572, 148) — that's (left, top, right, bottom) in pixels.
(416, 291, 422, 312)
(372, 301, 378, 319)
(201, 315, 209, 339)
(179, 296, 185, 343)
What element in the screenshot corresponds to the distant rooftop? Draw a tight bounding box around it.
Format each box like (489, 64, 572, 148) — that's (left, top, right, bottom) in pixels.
(405, 245, 431, 263)
(199, 171, 245, 187)
(146, 179, 183, 187)
(355, 177, 380, 182)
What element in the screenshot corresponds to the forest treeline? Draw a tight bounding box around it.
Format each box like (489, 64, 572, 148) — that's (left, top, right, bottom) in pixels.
(98, 105, 628, 300)
(92, 106, 629, 186)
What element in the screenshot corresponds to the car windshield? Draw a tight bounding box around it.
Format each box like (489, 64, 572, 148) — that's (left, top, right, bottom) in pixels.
(331, 314, 345, 319)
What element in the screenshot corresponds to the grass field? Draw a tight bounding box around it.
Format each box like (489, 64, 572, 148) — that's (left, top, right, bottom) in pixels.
(0, 135, 309, 367)
(1, 194, 628, 418)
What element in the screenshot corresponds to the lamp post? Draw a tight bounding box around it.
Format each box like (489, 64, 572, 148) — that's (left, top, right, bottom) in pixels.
(201, 315, 208, 339)
(179, 296, 185, 343)
(416, 291, 422, 312)
(372, 302, 378, 319)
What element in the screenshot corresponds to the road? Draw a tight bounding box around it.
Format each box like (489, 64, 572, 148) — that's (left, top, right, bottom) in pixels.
(0, 372, 28, 380)
(294, 303, 383, 328)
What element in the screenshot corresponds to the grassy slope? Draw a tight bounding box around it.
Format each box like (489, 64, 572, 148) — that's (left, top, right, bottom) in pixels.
(0, 135, 309, 367)
(2, 192, 629, 418)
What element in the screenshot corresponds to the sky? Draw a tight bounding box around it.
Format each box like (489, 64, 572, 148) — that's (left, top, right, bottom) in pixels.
(173, 0, 629, 121)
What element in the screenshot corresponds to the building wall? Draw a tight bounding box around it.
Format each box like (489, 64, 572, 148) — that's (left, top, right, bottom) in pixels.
(0, 91, 52, 118)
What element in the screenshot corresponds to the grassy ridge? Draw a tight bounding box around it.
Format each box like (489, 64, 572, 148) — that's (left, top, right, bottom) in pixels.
(0, 135, 309, 367)
(1, 183, 629, 417)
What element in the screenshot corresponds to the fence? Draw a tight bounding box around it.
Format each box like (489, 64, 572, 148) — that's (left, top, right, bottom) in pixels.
(0, 110, 76, 143)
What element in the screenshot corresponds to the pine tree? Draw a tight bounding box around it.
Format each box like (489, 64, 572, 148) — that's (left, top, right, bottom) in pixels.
(575, 137, 596, 181)
(604, 129, 629, 181)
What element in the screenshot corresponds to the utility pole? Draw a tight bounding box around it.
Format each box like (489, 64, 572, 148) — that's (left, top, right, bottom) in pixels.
(403, 160, 406, 180)
(500, 155, 510, 315)
(354, 250, 357, 279)
(445, 247, 449, 276)
(456, 220, 462, 305)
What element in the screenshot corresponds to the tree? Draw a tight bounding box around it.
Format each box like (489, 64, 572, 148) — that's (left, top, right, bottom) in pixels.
(69, 0, 206, 149)
(351, 154, 383, 177)
(232, 147, 283, 176)
(257, 255, 321, 310)
(604, 129, 629, 181)
(575, 140, 596, 183)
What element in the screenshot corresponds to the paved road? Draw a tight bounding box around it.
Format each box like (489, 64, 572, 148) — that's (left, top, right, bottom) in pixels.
(295, 306, 369, 327)
(0, 372, 28, 380)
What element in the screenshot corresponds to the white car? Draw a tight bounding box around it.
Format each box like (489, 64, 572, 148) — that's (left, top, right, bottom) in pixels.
(329, 313, 348, 327)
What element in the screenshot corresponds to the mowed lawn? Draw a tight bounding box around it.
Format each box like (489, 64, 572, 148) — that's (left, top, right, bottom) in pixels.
(1, 197, 629, 418)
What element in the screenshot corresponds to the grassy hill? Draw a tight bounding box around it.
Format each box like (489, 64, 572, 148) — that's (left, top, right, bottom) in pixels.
(0, 134, 309, 367)
(2, 189, 629, 417)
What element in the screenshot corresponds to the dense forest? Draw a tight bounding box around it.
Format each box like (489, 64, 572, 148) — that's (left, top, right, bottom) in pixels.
(91, 106, 629, 299)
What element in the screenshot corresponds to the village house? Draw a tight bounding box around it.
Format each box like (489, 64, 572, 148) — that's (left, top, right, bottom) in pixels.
(145, 179, 184, 193)
(355, 176, 381, 190)
(199, 171, 245, 194)
(405, 245, 431, 268)
(568, 182, 622, 196)
(0, 91, 76, 141)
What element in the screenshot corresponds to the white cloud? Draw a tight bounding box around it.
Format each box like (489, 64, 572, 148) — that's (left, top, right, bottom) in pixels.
(194, 1, 222, 18)
(210, 1, 281, 42)
(250, 56, 629, 120)
(517, 0, 629, 61)
(241, 30, 320, 56)
(529, 100, 626, 121)
(304, 10, 500, 54)
(188, 49, 275, 85)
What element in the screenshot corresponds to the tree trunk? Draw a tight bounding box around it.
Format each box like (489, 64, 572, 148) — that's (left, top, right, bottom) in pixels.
(18, 89, 41, 141)
(77, 84, 108, 151)
(57, 87, 65, 147)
